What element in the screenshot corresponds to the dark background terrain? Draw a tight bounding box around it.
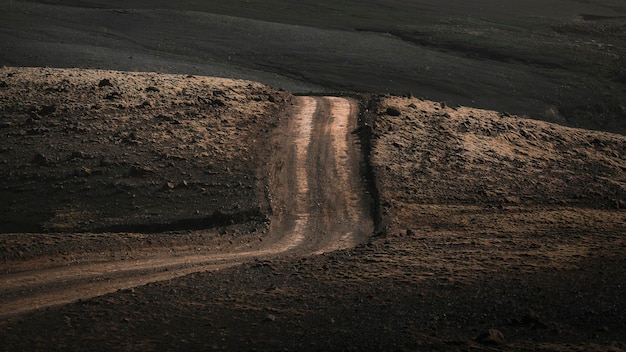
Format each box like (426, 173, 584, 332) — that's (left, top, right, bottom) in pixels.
(1, 2, 625, 351)
(1, 0, 625, 133)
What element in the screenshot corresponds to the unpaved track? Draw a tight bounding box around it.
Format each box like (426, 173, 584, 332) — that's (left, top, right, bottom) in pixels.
(0, 96, 372, 319)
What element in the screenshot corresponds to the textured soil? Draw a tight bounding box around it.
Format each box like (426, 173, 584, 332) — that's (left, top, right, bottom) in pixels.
(1, 67, 625, 351)
(0, 67, 373, 321)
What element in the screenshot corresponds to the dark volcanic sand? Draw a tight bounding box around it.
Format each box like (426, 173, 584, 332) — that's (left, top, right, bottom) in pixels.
(1, 0, 625, 133)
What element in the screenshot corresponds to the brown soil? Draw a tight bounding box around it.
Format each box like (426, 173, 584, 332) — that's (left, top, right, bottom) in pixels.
(1, 68, 625, 351)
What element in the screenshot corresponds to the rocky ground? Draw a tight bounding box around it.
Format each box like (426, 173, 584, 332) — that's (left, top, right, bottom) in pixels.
(0, 67, 289, 262)
(1, 68, 625, 351)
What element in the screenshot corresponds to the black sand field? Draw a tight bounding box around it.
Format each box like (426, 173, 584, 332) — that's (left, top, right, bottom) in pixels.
(2, 0, 625, 133)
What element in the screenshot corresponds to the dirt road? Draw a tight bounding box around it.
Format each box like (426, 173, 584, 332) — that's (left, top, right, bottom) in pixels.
(0, 96, 372, 319)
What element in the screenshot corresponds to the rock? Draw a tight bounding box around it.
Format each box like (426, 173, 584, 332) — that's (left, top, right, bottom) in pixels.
(98, 79, 113, 87)
(128, 165, 154, 177)
(123, 132, 139, 144)
(408, 103, 417, 109)
(77, 167, 92, 177)
(38, 105, 56, 116)
(386, 107, 401, 116)
(265, 314, 277, 322)
(26, 127, 49, 135)
(145, 86, 160, 93)
(211, 98, 225, 107)
(521, 310, 548, 329)
(406, 229, 415, 236)
(137, 101, 151, 108)
(104, 92, 121, 100)
(99, 158, 116, 167)
(163, 182, 175, 190)
(475, 329, 505, 345)
(70, 151, 92, 160)
(32, 152, 51, 166)
(0, 80, 8, 88)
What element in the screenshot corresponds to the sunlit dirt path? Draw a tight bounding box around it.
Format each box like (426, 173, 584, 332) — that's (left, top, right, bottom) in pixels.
(0, 96, 372, 319)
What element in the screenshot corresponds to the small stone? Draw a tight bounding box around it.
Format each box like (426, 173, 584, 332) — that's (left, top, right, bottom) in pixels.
(475, 329, 505, 345)
(145, 86, 160, 92)
(98, 79, 113, 87)
(105, 92, 121, 100)
(32, 152, 51, 166)
(0, 81, 8, 88)
(38, 105, 56, 116)
(211, 98, 225, 107)
(386, 107, 401, 116)
(137, 101, 151, 108)
(406, 229, 415, 236)
(26, 127, 49, 135)
(163, 182, 175, 190)
(128, 165, 154, 177)
(99, 159, 115, 167)
(70, 151, 91, 160)
(79, 167, 92, 177)
(522, 310, 548, 329)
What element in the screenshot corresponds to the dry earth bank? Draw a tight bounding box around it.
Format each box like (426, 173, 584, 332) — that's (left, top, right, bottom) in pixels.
(0, 67, 289, 262)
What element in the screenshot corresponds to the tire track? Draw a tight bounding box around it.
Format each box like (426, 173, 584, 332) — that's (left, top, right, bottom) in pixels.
(0, 96, 372, 319)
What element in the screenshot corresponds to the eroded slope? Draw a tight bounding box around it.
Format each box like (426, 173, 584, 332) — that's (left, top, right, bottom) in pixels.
(0, 67, 289, 257)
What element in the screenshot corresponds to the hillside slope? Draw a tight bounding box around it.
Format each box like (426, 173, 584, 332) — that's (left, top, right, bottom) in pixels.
(1, 68, 624, 351)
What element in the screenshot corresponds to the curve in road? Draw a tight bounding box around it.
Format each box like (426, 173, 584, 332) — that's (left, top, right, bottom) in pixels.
(0, 96, 373, 319)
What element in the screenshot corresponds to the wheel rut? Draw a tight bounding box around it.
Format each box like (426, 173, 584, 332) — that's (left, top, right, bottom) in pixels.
(0, 96, 373, 319)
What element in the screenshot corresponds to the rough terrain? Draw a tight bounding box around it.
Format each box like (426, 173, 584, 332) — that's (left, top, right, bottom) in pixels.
(0, 67, 372, 318)
(0, 67, 625, 351)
